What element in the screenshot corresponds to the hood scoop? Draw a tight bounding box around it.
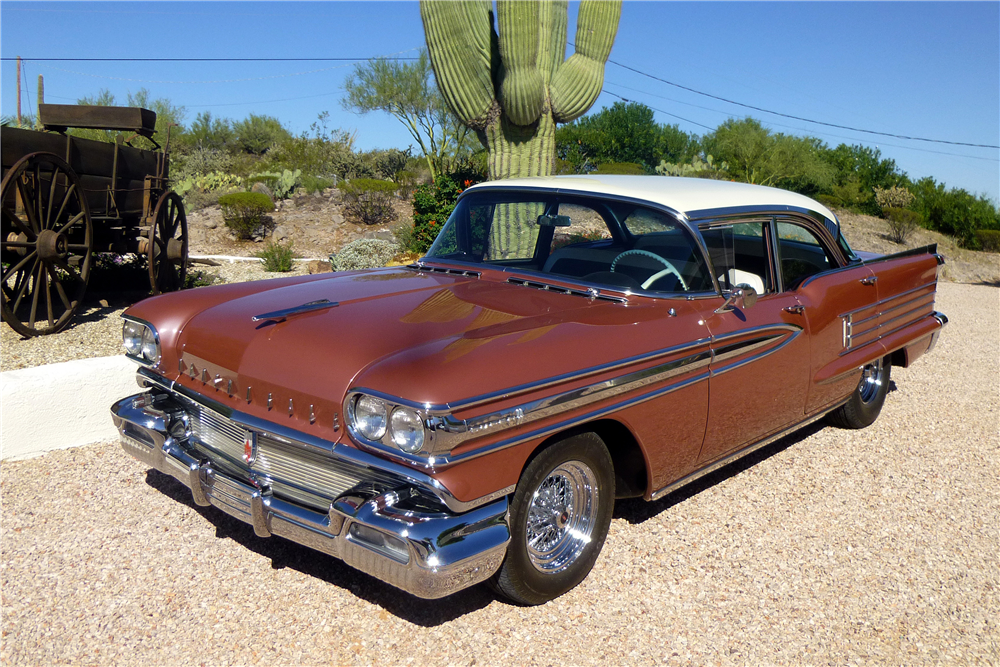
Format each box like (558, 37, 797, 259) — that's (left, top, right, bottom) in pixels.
(252, 299, 339, 323)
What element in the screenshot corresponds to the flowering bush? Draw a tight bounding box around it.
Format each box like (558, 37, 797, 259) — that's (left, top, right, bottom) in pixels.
(410, 175, 477, 253)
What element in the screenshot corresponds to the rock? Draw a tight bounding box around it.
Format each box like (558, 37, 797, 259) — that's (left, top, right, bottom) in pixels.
(272, 225, 290, 242)
(374, 230, 395, 242)
(204, 219, 218, 230)
(331, 213, 345, 226)
(307, 260, 332, 274)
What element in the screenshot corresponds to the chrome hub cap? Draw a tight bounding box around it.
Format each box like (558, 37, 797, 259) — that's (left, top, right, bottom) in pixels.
(859, 358, 884, 403)
(525, 461, 599, 573)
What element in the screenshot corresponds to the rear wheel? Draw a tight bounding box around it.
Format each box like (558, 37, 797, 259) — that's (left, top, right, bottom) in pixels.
(490, 432, 615, 605)
(827, 356, 891, 429)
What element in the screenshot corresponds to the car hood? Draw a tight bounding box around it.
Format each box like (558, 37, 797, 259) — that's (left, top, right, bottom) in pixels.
(126, 267, 681, 440)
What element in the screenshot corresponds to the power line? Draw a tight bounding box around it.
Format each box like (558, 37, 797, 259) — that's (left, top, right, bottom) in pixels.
(1, 57, 418, 62)
(602, 91, 714, 131)
(606, 82, 999, 163)
(606, 58, 999, 150)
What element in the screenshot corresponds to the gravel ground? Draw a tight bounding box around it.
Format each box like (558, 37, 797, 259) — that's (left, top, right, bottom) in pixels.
(1, 282, 997, 665)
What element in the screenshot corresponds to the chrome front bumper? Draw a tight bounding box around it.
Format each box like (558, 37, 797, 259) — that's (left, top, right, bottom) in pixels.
(111, 392, 510, 599)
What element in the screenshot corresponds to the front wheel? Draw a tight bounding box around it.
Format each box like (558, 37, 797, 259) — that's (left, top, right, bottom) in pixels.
(827, 356, 891, 429)
(490, 432, 615, 605)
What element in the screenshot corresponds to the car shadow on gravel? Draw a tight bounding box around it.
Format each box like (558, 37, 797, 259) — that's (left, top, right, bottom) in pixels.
(143, 469, 497, 625)
(613, 420, 829, 524)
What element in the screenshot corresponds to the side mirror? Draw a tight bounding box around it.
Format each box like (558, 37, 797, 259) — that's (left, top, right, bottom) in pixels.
(537, 214, 572, 227)
(715, 284, 758, 313)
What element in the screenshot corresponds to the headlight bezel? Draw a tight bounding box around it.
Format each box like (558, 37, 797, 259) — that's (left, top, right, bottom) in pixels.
(122, 316, 161, 367)
(346, 390, 429, 456)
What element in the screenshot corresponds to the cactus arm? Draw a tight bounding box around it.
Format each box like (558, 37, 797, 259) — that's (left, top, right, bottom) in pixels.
(539, 1, 569, 87)
(421, 0, 497, 130)
(496, 1, 546, 126)
(549, 0, 621, 123)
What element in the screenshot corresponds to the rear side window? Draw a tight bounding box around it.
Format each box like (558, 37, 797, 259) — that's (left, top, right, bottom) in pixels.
(776, 221, 835, 289)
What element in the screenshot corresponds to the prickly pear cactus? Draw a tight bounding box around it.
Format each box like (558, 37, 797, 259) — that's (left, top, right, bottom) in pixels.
(421, 0, 621, 181)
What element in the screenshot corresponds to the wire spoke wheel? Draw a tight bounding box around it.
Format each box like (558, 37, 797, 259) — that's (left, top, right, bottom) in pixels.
(147, 191, 188, 295)
(1, 152, 92, 336)
(525, 461, 600, 573)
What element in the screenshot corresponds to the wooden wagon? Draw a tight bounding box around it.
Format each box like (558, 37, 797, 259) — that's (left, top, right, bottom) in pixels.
(1, 104, 188, 336)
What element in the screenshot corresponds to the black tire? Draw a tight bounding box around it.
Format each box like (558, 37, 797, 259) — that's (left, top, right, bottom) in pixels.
(490, 431, 615, 605)
(827, 355, 891, 429)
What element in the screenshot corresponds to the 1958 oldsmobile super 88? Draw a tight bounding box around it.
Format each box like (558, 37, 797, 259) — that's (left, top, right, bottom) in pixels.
(111, 176, 947, 605)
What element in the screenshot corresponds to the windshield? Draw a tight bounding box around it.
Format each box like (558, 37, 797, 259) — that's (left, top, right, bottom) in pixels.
(426, 190, 713, 294)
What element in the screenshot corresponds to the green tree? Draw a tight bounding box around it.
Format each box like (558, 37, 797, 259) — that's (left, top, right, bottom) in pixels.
(233, 114, 291, 155)
(184, 111, 235, 151)
(342, 49, 473, 181)
(73, 88, 186, 149)
(704, 118, 831, 192)
(421, 0, 622, 180)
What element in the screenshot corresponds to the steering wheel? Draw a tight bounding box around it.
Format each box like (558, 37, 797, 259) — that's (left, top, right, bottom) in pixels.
(610, 249, 688, 291)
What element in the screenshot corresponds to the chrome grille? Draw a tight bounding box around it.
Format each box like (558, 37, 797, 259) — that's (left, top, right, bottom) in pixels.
(191, 406, 247, 465)
(184, 401, 403, 511)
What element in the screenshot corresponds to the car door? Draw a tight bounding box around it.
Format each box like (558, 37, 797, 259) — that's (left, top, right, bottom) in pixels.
(773, 219, 880, 415)
(696, 219, 812, 464)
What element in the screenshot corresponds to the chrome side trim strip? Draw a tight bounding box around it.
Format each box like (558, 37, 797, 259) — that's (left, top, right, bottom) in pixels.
(650, 411, 830, 501)
(505, 277, 629, 304)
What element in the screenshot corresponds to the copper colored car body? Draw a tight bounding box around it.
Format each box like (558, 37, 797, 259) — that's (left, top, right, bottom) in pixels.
(111, 176, 946, 604)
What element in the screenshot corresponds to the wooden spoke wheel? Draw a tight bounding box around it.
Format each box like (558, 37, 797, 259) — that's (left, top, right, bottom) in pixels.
(147, 191, 188, 295)
(1, 152, 93, 337)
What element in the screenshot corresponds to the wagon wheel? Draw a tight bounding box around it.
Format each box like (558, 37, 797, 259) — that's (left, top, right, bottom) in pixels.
(147, 191, 188, 295)
(0, 152, 93, 337)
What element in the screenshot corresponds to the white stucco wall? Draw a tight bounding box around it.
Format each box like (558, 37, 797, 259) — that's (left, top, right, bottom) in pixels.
(0, 356, 139, 460)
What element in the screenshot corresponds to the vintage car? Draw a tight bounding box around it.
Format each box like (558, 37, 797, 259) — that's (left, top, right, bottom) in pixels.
(111, 176, 947, 605)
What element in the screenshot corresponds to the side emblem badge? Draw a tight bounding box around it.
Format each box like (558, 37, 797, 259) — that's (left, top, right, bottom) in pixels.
(243, 430, 257, 465)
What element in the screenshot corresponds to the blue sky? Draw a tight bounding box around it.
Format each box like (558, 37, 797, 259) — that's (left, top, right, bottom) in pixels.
(2, 1, 998, 202)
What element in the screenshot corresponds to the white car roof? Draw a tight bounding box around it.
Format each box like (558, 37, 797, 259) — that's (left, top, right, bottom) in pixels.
(468, 175, 837, 225)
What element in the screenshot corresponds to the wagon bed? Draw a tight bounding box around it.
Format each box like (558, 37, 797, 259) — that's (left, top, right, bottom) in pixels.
(1, 104, 188, 336)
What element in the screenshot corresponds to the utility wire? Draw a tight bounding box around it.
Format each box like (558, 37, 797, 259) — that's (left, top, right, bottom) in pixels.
(606, 58, 999, 150)
(602, 91, 714, 131)
(1, 57, 418, 62)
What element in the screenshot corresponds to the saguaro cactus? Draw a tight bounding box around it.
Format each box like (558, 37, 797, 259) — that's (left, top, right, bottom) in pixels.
(421, 0, 621, 181)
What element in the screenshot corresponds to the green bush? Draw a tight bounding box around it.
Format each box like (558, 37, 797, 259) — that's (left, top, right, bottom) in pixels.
(342, 179, 399, 226)
(302, 174, 335, 194)
(883, 207, 923, 244)
(975, 230, 1000, 253)
(256, 240, 296, 272)
(592, 162, 648, 175)
(814, 194, 841, 210)
(234, 114, 292, 155)
(330, 238, 400, 271)
(218, 192, 276, 240)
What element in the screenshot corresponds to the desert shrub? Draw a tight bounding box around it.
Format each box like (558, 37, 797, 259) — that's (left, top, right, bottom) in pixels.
(874, 185, 915, 212)
(883, 207, 923, 244)
(330, 238, 400, 271)
(175, 171, 246, 212)
(912, 178, 1000, 247)
(218, 192, 276, 240)
(592, 162, 647, 175)
(975, 230, 1000, 253)
(341, 179, 398, 226)
(656, 154, 727, 179)
(256, 240, 296, 272)
(814, 194, 841, 210)
(359, 149, 411, 181)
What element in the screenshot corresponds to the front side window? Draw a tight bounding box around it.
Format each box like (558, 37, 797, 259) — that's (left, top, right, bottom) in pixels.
(699, 221, 773, 295)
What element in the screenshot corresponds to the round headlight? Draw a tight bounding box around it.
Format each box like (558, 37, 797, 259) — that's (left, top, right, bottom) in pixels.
(123, 321, 144, 356)
(141, 326, 160, 365)
(353, 395, 387, 440)
(390, 407, 424, 453)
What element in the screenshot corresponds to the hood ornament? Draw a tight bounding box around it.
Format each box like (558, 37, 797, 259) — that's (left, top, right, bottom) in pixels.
(252, 299, 339, 323)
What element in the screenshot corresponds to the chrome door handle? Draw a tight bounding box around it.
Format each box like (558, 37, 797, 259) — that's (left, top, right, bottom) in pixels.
(860, 276, 878, 285)
(783, 305, 805, 315)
